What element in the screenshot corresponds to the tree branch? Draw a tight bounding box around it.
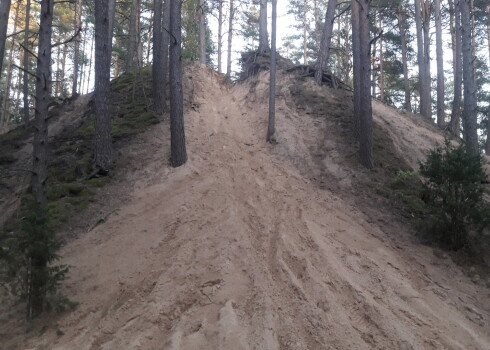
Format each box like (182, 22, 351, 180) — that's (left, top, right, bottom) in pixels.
(19, 43, 38, 59)
(51, 26, 82, 48)
(12, 64, 38, 79)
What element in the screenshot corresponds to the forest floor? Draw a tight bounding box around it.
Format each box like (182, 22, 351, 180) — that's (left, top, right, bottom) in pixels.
(1, 63, 489, 349)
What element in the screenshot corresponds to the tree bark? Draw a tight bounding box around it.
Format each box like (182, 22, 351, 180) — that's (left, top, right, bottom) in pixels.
(485, 5, 490, 154)
(0, 0, 11, 76)
(414, 0, 431, 119)
(126, 0, 140, 72)
(31, 0, 54, 206)
(153, 0, 165, 115)
(358, 0, 373, 168)
(23, 0, 31, 126)
(169, 0, 187, 167)
(258, 0, 269, 53)
(314, 0, 337, 85)
(449, 0, 462, 136)
(397, 5, 411, 112)
(435, 0, 445, 126)
(72, 0, 81, 97)
(199, 0, 206, 64)
(1, 0, 19, 129)
(460, 0, 478, 154)
(94, 0, 113, 171)
(217, 0, 223, 72)
(378, 15, 384, 102)
(226, 0, 234, 78)
(351, 0, 360, 141)
(267, 0, 277, 142)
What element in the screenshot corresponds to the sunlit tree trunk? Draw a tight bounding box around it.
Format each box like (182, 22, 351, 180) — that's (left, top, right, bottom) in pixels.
(435, 0, 445, 126)
(217, 0, 223, 72)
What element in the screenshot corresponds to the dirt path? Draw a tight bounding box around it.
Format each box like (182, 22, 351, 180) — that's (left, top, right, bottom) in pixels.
(1, 64, 489, 350)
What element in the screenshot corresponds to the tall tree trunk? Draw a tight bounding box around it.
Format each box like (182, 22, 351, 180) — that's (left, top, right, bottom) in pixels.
(267, 0, 277, 142)
(302, 0, 308, 65)
(126, 0, 140, 72)
(485, 5, 490, 154)
(449, 0, 462, 136)
(414, 0, 430, 119)
(0, 0, 11, 76)
(314, 0, 337, 85)
(23, 0, 31, 125)
(422, 0, 431, 119)
(397, 5, 411, 112)
(30, 0, 54, 318)
(94, 0, 113, 171)
(153, 0, 165, 115)
(169, 0, 187, 167)
(217, 0, 223, 72)
(162, 0, 170, 107)
(460, 0, 478, 154)
(351, 0, 361, 141)
(379, 15, 384, 102)
(1, 0, 19, 129)
(258, 0, 269, 53)
(199, 0, 206, 64)
(358, 0, 373, 168)
(435, 0, 445, 126)
(72, 0, 81, 96)
(226, 0, 234, 78)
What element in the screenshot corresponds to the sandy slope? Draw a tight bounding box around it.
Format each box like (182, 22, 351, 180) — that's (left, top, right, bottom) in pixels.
(2, 64, 489, 350)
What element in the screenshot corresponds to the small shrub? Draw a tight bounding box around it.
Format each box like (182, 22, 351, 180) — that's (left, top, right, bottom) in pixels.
(419, 140, 489, 250)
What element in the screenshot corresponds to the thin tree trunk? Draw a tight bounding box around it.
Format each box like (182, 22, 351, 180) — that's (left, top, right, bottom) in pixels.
(94, 0, 113, 171)
(1, 0, 19, 129)
(303, 0, 307, 65)
(199, 0, 206, 64)
(379, 15, 384, 102)
(358, 0, 373, 168)
(55, 45, 61, 96)
(314, 0, 337, 85)
(258, 0, 269, 52)
(217, 0, 223, 72)
(460, 0, 478, 154)
(397, 5, 411, 112)
(153, 0, 165, 115)
(162, 0, 169, 108)
(169, 0, 187, 167)
(267, 0, 277, 142)
(422, 0, 432, 119)
(226, 0, 234, 78)
(72, 0, 81, 96)
(486, 5, 490, 154)
(435, 0, 445, 126)
(449, 0, 462, 136)
(23, 0, 31, 125)
(351, 0, 361, 141)
(0, 0, 11, 76)
(414, 0, 429, 118)
(86, 35, 94, 95)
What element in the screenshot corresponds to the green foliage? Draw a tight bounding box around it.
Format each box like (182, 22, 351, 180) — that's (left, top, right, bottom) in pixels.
(419, 140, 490, 250)
(1, 199, 71, 320)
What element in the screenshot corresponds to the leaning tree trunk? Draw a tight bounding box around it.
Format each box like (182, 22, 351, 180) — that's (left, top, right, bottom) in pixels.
(0, 0, 11, 76)
(435, 0, 445, 127)
(314, 0, 337, 85)
(153, 0, 165, 115)
(226, 0, 234, 78)
(397, 5, 411, 112)
(460, 0, 478, 154)
(267, 0, 277, 142)
(72, 0, 81, 96)
(169, 0, 187, 167)
(94, 0, 113, 171)
(199, 0, 206, 64)
(358, 0, 373, 168)
(258, 0, 269, 53)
